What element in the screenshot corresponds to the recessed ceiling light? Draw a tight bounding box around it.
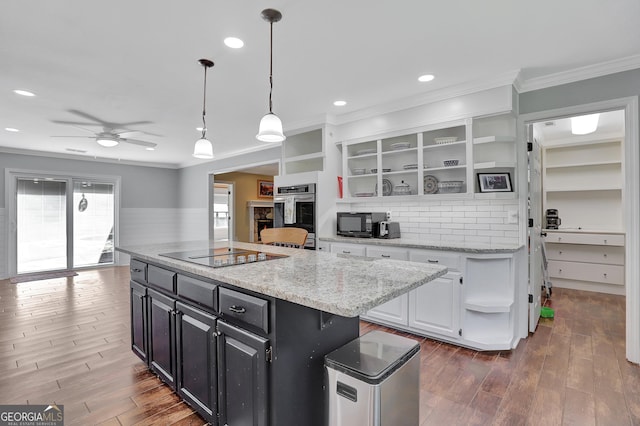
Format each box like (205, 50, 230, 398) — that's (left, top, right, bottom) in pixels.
(13, 89, 36, 97)
(146, 147, 155, 151)
(5, 127, 19, 132)
(224, 37, 244, 49)
(418, 74, 435, 82)
(333, 100, 347, 107)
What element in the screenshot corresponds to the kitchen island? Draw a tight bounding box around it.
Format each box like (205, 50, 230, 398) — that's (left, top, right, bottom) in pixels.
(117, 240, 446, 426)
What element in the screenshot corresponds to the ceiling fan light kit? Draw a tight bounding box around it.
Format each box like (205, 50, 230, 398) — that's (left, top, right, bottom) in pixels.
(193, 58, 215, 159)
(96, 133, 120, 147)
(256, 8, 286, 143)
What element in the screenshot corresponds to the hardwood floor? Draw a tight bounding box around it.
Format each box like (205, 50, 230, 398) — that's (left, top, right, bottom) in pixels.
(1, 267, 638, 425)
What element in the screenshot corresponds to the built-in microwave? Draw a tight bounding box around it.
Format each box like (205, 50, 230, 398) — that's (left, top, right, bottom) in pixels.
(336, 212, 387, 238)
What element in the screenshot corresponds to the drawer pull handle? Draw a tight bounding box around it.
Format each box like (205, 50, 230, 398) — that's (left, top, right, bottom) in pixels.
(604, 239, 608, 244)
(604, 253, 607, 258)
(558, 251, 562, 255)
(559, 269, 562, 273)
(229, 305, 246, 314)
(427, 259, 439, 263)
(342, 250, 351, 254)
(381, 254, 391, 258)
(131, 268, 142, 273)
(604, 273, 608, 278)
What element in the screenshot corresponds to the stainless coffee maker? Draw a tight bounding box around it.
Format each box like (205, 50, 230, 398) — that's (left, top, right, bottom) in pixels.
(545, 209, 561, 229)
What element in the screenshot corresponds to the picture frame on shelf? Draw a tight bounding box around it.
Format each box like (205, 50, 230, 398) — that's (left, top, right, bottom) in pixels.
(257, 180, 274, 198)
(477, 173, 512, 192)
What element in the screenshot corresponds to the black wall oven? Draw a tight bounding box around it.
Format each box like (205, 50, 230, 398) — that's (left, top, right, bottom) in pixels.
(273, 183, 316, 249)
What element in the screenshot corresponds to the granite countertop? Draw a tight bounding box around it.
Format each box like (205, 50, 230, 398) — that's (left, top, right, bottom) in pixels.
(117, 241, 447, 318)
(320, 236, 524, 253)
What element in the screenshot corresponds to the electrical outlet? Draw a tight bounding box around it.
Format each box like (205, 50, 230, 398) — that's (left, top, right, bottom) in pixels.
(507, 207, 518, 224)
(386, 211, 391, 220)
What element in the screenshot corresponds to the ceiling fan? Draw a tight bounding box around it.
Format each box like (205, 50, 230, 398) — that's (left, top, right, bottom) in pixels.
(52, 109, 158, 149)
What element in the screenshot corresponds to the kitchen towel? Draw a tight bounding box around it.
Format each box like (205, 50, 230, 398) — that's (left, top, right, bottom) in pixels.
(284, 196, 295, 224)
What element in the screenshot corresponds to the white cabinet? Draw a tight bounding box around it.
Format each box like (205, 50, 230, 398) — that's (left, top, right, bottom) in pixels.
(408, 250, 462, 339)
(320, 239, 522, 350)
(544, 230, 625, 295)
(339, 114, 517, 201)
(462, 254, 515, 350)
(361, 247, 409, 326)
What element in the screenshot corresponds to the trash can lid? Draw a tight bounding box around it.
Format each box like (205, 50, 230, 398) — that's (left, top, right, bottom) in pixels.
(325, 331, 420, 384)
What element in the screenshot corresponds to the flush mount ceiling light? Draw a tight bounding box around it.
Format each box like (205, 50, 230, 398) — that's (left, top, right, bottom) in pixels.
(256, 8, 285, 143)
(13, 89, 35, 97)
(418, 74, 435, 82)
(571, 113, 600, 135)
(193, 59, 215, 159)
(224, 37, 244, 49)
(333, 100, 347, 107)
(5, 127, 19, 132)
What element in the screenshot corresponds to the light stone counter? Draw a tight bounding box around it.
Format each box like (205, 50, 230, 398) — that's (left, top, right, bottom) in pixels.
(320, 236, 524, 253)
(117, 240, 447, 317)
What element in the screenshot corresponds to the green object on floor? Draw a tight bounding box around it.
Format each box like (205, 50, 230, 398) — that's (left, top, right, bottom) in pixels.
(541, 306, 554, 318)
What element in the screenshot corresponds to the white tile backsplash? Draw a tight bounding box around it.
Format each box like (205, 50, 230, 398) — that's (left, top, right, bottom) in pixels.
(349, 198, 520, 245)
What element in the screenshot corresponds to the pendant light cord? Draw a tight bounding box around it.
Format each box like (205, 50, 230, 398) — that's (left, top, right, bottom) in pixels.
(268, 20, 274, 113)
(202, 65, 208, 138)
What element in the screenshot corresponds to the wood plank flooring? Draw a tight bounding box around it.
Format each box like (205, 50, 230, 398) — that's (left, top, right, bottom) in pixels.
(1, 267, 639, 425)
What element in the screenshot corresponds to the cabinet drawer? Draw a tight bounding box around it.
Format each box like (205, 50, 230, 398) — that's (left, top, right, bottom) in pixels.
(409, 250, 461, 271)
(545, 243, 624, 265)
(148, 265, 177, 293)
(177, 275, 218, 310)
(130, 259, 147, 284)
(331, 243, 366, 257)
(545, 232, 624, 246)
(548, 260, 624, 285)
(219, 288, 269, 333)
(366, 246, 408, 260)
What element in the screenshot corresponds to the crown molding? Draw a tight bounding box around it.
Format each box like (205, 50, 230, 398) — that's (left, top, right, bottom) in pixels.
(0, 146, 180, 169)
(519, 54, 640, 93)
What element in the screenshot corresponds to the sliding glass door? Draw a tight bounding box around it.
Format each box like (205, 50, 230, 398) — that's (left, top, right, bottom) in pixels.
(16, 178, 68, 274)
(12, 173, 118, 275)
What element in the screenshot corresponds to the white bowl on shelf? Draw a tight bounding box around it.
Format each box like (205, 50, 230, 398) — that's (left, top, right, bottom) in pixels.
(443, 159, 459, 167)
(434, 137, 458, 145)
(437, 181, 464, 193)
(352, 168, 366, 175)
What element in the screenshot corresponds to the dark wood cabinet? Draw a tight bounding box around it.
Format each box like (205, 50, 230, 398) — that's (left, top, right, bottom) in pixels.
(130, 281, 148, 363)
(175, 301, 218, 423)
(217, 320, 269, 426)
(148, 288, 176, 389)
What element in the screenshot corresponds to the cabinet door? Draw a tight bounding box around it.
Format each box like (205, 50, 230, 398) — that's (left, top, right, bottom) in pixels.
(408, 272, 461, 338)
(175, 302, 217, 423)
(217, 320, 269, 426)
(130, 281, 148, 363)
(148, 289, 176, 388)
(362, 246, 409, 325)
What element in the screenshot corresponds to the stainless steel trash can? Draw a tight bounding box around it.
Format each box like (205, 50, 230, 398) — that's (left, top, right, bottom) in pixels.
(325, 330, 420, 426)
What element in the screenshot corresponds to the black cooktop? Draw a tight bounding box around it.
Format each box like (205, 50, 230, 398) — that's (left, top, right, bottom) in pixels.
(159, 247, 288, 268)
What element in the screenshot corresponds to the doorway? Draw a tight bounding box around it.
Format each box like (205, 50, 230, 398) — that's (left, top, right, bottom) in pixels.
(212, 181, 233, 242)
(521, 97, 639, 363)
(7, 170, 119, 277)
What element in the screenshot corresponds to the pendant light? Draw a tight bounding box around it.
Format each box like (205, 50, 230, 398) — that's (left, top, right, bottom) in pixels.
(193, 58, 215, 159)
(256, 8, 286, 143)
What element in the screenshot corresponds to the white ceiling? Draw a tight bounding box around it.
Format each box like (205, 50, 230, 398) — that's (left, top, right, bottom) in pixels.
(1, 0, 639, 169)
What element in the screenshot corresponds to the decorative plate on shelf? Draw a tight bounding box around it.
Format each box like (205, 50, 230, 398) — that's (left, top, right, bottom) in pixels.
(390, 142, 411, 150)
(355, 148, 376, 156)
(375, 178, 393, 196)
(424, 175, 439, 194)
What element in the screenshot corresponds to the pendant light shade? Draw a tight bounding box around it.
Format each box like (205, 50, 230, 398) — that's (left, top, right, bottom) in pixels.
(257, 112, 285, 142)
(193, 59, 215, 159)
(256, 8, 286, 143)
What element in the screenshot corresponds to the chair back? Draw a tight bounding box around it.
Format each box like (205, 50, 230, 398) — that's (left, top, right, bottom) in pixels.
(260, 227, 308, 249)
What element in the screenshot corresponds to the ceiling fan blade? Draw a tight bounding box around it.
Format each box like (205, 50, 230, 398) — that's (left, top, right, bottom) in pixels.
(117, 120, 153, 127)
(67, 109, 110, 125)
(121, 138, 157, 148)
(52, 120, 100, 127)
(117, 131, 142, 138)
(50, 135, 94, 138)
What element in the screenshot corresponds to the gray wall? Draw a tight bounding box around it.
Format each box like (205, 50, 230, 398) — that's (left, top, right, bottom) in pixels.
(0, 152, 180, 208)
(520, 68, 640, 114)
